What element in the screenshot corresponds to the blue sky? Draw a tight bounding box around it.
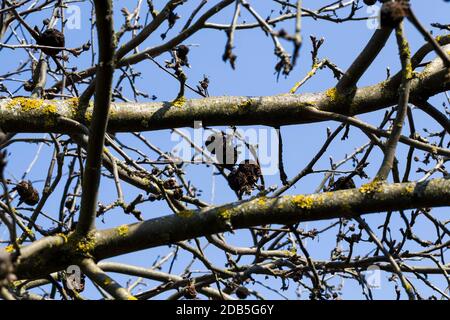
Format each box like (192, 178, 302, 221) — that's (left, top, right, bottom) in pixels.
(0, 0, 449, 299)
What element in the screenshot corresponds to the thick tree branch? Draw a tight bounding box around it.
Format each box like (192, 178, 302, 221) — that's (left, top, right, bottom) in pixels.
(0, 60, 448, 135)
(13, 177, 450, 280)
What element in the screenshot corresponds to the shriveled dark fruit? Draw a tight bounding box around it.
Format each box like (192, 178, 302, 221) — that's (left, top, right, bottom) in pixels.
(227, 169, 248, 194)
(176, 44, 189, 58)
(16, 180, 40, 206)
(64, 197, 75, 210)
(238, 160, 261, 185)
(175, 44, 190, 66)
(227, 160, 262, 198)
(363, 0, 377, 5)
(183, 284, 197, 299)
(199, 76, 209, 90)
(163, 178, 184, 199)
(23, 81, 35, 92)
(278, 28, 288, 38)
(330, 176, 356, 191)
(235, 286, 250, 299)
(37, 28, 65, 56)
(380, 1, 409, 28)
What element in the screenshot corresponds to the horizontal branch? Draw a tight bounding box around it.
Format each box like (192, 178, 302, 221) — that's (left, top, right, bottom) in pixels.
(0, 60, 448, 134)
(13, 177, 450, 280)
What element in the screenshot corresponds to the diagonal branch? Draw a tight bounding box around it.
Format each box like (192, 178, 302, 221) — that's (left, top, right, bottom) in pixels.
(406, 6, 450, 68)
(376, 23, 412, 181)
(115, 0, 185, 61)
(355, 216, 416, 300)
(336, 28, 393, 91)
(412, 100, 450, 134)
(80, 258, 136, 300)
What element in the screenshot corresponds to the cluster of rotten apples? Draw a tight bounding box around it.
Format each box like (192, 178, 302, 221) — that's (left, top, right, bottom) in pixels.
(205, 132, 262, 199)
(363, 0, 410, 28)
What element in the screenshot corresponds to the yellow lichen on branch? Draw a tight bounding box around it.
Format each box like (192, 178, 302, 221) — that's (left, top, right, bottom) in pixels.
(6, 97, 59, 127)
(116, 225, 129, 237)
(256, 197, 266, 206)
(3, 244, 14, 253)
(67, 233, 97, 258)
(359, 179, 384, 195)
(325, 88, 339, 103)
(57, 233, 69, 244)
(176, 210, 195, 218)
(171, 96, 186, 108)
(396, 27, 412, 80)
(6, 97, 57, 114)
(217, 207, 233, 220)
(292, 195, 314, 209)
